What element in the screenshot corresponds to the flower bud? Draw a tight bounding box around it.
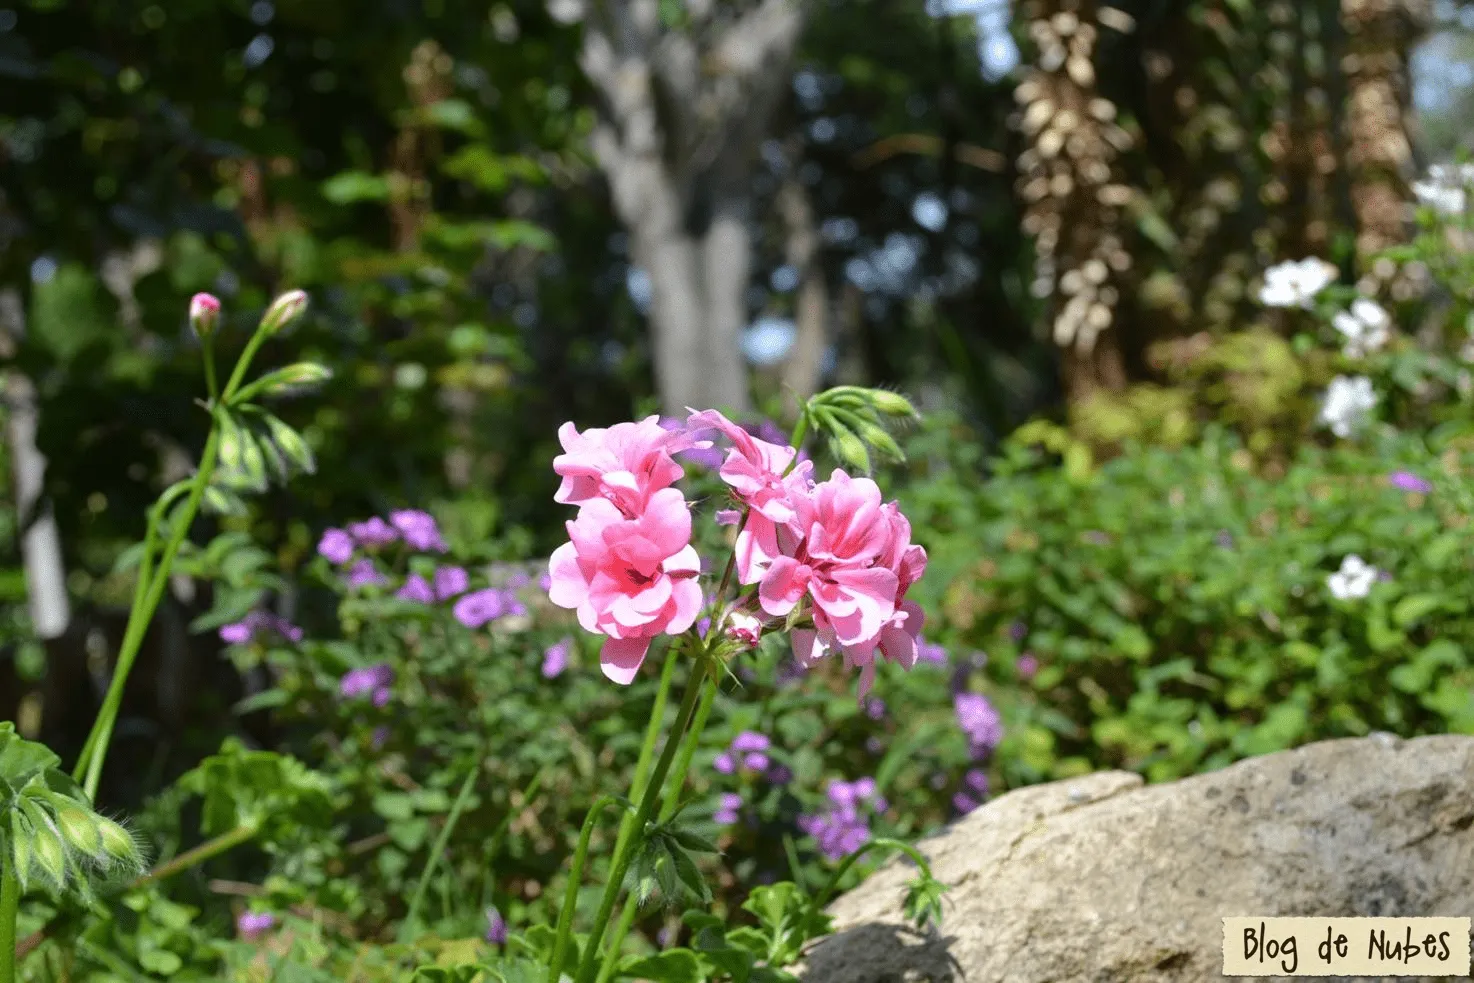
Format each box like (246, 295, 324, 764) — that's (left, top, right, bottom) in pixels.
(97, 817, 144, 871)
(260, 289, 309, 335)
(866, 388, 919, 419)
(189, 293, 222, 339)
(260, 362, 332, 398)
(829, 425, 872, 474)
(854, 420, 906, 464)
(55, 805, 103, 861)
(31, 821, 69, 886)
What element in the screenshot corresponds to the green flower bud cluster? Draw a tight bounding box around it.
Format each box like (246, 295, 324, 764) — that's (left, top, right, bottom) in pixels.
(0, 723, 146, 893)
(803, 386, 920, 474)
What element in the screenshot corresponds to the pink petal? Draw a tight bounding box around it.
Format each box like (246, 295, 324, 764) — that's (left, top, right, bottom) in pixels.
(600, 635, 651, 684)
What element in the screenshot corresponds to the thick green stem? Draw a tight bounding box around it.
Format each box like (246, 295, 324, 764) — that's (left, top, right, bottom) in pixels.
(402, 758, 481, 941)
(593, 675, 718, 983)
(809, 838, 934, 916)
(546, 795, 623, 983)
(573, 668, 706, 983)
(202, 335, 219, 404)
(0, 865, 17, 983)
(608, 641, 680, 865)
(77, 425, 223, 801)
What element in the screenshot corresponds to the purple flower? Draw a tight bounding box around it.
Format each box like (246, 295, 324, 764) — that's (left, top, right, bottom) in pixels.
(348, 517, 398, 547)
(916, 640, 948, 665)
(1389, 470, 1433, 494)
(542, 638, 571, 679)
(963, 768, 989, 796)
(1007, 621, 1027, 643)
(955, 691, 1004, 757)
(743, 752, 770, 772)
(396, 573, 435, 604)
(953, 792, 979, 814)
(657, 925, 676, 948)
(1215, 530, 1235, 549)
(714, 791, 744, 825)
(317, 528, 354, 564)
(453, 589, 506, 628)
(731, 731, 770, 753)
(237, 911, 276, 940)
(1017, 654, 1039, 680)
(219, 611, 303, 646)
(339, 664, 394, 704)
(696, 616, 712, 638)
(538, 570, 553, 592)
(865, 736, 884, 755)
(346, 559, 388, 589)
(434, 565, 470, 600)
(371, 726, 390, 749)
(865, 697, 886, 720)
(484, 906, 508, 945)
(766, 762, 793, 785)
(391, 509, 448, 552)
(713, 752, 736, 774)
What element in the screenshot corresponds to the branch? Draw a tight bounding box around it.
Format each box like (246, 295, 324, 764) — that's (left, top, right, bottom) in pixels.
(851, 133, 1007, 172)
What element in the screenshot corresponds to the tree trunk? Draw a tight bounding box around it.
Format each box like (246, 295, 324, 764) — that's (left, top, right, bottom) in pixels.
(572, 0, 805, 416)
(777, 173, 828, 413)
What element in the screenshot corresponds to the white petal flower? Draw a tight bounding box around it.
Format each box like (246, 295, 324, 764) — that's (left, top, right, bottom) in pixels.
(1412, 163, 1470, 217)
(1259, 257, 1338, 309)
(1317, 374, 1377, 438)
(1331, 298, 1391, 357)
(1327, 554, 1379, 601)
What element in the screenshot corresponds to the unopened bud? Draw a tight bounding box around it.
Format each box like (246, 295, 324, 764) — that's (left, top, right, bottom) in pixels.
(264, 415, 317, 476)
(866, 389, 919, 419)
(727, 611, 762, 648)
(262, 362, 332, 397)
(55, 806, 102, 860)
(97, 817, 144, 870)
(189, 293, 222, 339)
(260, 289, 309, 335)
(854, 421, 906, 464)
(31, 821, 68, 886)
(830, 425, 872, 475)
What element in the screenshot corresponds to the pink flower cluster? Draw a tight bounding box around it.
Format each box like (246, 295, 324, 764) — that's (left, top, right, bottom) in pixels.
(546, 409, 927, 695)
(690, 411, 927, 697)
(547, 417, 706, 683)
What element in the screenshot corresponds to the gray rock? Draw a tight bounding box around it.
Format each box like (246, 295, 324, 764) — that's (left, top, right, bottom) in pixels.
(799, 735, 1474, 983)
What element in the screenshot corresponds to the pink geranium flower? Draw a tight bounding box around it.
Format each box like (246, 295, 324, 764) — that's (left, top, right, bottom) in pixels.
(547, 488, 702, 683)
(553, 416, 707, 514)
(685, 409, 813, 522)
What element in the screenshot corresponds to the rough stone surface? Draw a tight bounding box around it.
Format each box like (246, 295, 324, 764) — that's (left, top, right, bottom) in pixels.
(799, 734, 1474, 983)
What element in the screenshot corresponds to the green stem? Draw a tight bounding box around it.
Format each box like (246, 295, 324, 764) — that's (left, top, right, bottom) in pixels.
(809, 838, 933, 916)
(133, 822, 260, 890)
(77, 424, 224, 801)
(572, 667, 706, 983)
(202, 334, 219, 404)
(608, 641, 681, 865)
(401, 758, 481, 941)
(592, 674, 718, 983)
(546, 795, 623, 983)
(0, 865, 17, 983)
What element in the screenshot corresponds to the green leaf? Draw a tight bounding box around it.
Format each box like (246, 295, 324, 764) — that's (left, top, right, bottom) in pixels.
(618, 950, 702, 983)
(322, 170, 391, 204)
(1392, 593, 1443, 629)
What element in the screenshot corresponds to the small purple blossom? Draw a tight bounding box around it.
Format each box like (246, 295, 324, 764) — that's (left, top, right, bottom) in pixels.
(696, 616, 712, 638)
(865, 736, 884, 755)
(339, 664, 394, 705)
(766, 762, 793, 785)
(484, 906, 508, 945)
(346, 559, 388, 589)
(955, 691, 1004, 758)
(963, 768, 989, 796)
(453, 589, 507, 629)
(237, 911, 275, 941)
(743, 752, 770, 772)
(800, 778, 886, 861)
(713, 752, 736, 774)
(542, 638, 571, 679)
(538, 570, 553, 592)
(219, 611, 303, 646)
(348, 517, 398, 547)
(1017, 654, 1039, 680)
(1007, 621, 1027, 643)
(434, 565, 469, 600)
(953, 792, 979, 814)
(1389, 470, 1433, 494)
(731, 731, 770, 753)
(714, 791, 744, 825)
(865, 697, 886, 720)
(317, 528, 354, 564)
(391, 510, 448, 553)
(396, 573, 435, 604)
(371, 726, 390, 749)
(916, 640, 948, 665)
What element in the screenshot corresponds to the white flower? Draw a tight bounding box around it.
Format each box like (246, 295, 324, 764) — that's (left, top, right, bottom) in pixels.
(1259, 257, 1338, 309)
(1317, 374, 1377, 438)
(1331, 298, 1391, 357)
(1411, 163, 1474, 217)
(1327, 554, 1380, 601)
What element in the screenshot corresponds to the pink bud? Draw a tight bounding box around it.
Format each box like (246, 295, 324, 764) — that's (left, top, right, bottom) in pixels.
(189, 292, 221, 338)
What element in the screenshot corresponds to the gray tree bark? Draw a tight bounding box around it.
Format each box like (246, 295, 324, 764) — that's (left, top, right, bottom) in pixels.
(570, 0, 806, 415)
(0, 289, 71, 641)
(776, 170, 828, 413)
